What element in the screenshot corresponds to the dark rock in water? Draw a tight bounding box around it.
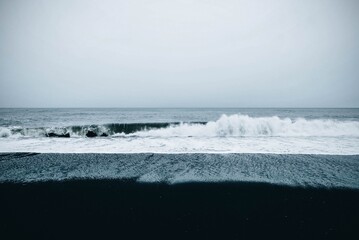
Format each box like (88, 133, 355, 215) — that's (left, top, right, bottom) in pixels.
(86, 131, 108, 137)
(47, 132, 70, 138)
(86, 130, 97, 138)
(47, 133, 57, 137)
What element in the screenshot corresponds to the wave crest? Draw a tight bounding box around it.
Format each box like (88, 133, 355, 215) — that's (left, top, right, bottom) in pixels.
(133, 114, 359, 137)
(1, 114, 359, 138)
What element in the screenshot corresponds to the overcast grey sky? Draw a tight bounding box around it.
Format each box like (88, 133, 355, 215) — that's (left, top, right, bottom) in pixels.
(0, 0, 358, 107)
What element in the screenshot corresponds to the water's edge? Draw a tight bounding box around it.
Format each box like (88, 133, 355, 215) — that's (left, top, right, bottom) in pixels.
(1, 153, 358, 189)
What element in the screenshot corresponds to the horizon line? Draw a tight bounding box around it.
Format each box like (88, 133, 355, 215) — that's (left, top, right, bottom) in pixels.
(0, 107, 358, 109)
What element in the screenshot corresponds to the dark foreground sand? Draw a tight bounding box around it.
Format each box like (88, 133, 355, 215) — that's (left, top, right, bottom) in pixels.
(0, 180, 358, 240)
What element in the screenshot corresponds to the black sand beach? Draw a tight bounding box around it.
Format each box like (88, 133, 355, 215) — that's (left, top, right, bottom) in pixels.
(1, 180, 358, 240)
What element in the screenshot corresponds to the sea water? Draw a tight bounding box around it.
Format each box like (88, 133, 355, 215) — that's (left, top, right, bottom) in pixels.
(0, 108, 359, 154)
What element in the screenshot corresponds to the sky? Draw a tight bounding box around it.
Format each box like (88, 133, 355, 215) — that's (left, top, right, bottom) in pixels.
(0, 0, 358, 108)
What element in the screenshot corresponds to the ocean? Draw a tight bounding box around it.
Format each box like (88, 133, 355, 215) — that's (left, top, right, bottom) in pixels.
(1, 108, 359, 154)
(1, 108, 359, 239)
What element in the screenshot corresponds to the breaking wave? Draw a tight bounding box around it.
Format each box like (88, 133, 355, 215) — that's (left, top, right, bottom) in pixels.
(134, 114, 359, 137)
(1, 114, 359, 138)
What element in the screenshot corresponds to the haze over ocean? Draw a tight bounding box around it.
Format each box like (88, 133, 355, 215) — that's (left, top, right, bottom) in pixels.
(1, 1, 359, 239)
(1, 0, 359, 108)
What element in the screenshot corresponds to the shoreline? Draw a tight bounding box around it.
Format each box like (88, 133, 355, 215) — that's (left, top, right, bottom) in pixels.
(1, 153, 358, 189)
(1, 153, 359, 239)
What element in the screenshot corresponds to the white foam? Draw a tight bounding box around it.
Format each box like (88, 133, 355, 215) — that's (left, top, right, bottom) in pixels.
(0, 135, 358, 154)
(0, 128, 11, 138)
(133, 114, 359, 137)
(1, 114, 359, 154)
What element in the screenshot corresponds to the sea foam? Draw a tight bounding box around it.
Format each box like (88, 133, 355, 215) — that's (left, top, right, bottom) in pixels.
(1, 114, 359, 138)
(1, 114, 359, 154)
(134, 114, 359, 137)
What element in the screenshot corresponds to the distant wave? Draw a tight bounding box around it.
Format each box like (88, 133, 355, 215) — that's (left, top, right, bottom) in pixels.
(1, 114, 359, 138)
